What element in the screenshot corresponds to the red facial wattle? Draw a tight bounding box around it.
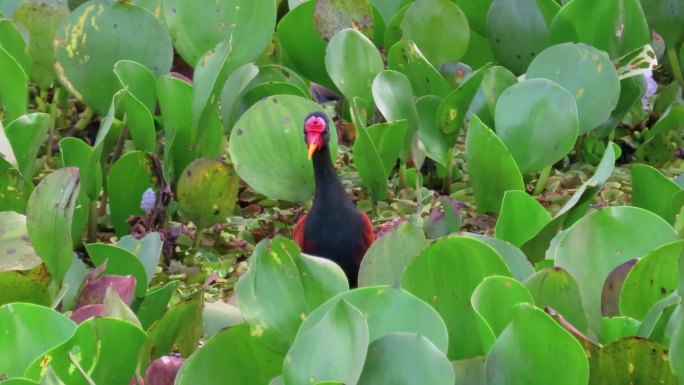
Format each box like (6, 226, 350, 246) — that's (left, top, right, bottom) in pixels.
(305, 116, 326, 159)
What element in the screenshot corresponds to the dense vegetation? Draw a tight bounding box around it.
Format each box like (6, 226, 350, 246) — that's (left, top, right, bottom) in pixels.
(1, 0, 684, 384)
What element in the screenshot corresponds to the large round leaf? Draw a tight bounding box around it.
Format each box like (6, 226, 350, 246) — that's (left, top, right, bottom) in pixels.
(325, 28, 383, 112)
(524, 267, 588, 333)
(401, 236, 511, 359)
(548, 0, 650, 58)
(472, 276, 534, 337)
(54, 0, 173, 115)
(494, 78, 579, 174)
(358, 221, 428, 287)
(283, 300, 369, 385)
(176, 158, 239, 230)
(357, 333, 455, 385)
(372, 70, 419, 161)
(26, 167, 79, 284)
(526, 43, 620, 134)
(464, 115, 524, 214)
(620, 240, 682, 319)
(600, 337, 676, 385)
(495, 190, 552, 248)
(230, 95, 338, 203)
(401, 0, 469, 67)
(387, 40, 451, 98)
(175, 324, 283, 385)
(462, 233, 535, 282)
(300, 286, 449, 354)
(0, 303, 77, 378)
(486, 0, 558, 74)
(11, 0, 69, 88)
(0, 211, 40, 272)
(554, 206, 677, 335)
(485, 304, 589, 385)
(107, 151, 156, 237)
(631, 164, 682, 224)
(163, 0, 276, 67)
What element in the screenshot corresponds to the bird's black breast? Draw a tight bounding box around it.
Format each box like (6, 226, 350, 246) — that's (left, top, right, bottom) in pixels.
(302, 205, 368, 286)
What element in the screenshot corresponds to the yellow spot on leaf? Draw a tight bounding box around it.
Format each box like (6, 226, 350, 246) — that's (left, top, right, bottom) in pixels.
(628, 362, 634, 373)
(449, 108, 457, 121)
(576, 88, 585, 98)
(251, 324, 264, 337)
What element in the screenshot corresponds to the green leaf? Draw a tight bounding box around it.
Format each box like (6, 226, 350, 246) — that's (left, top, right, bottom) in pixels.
(26, 168, 79, 284)
(163, 0, 276, 67)
(416, 95, 450, 166)
(436, 65, 488, 136)
(86, 243, 148, 298)
(230, 95, 338, 202)
(219, 63, 259, 129)
(313, 0, 374, 41)
(0, 264, 53, 306)
(107, 151, 156, 236)
(639, 0, 684, 49)
(402, 236, 511, 359)
(156, 75, 195, 184)
(548, 0, 650, 58)
(2, 379, 39, 385)
(387, 40, 452, 98)
(637, 291, 678, 341)
(600, 337, 676, 384)
(175, 324, 283, 385)
(283, 300, 369, 385)
(351, 98, 388, 202)
(4, 113, 50, 178)
(452, 356, 486, 385)
(202, 301, 245, 337)
(61, 255, 87, 311)
(135, 280, 177, 331)
(524, 267, 588, 333)
(24, 317, 146, 384)
(526, 42, 620, 133)
(401, 0, 469, 67)
(485, 304, 589, 385)
(54, 0, 173, 115)
(176, 158, 239, 230)
(0, 17, 30, 74)
(116, 232, 163, 285)
(114, 59, 157, 113)
(301, 286, 449, 354)
(0, 211, 40, 272)
(277, 1, 335, 90)
(118, 89, 156, 153)
(465, 115, 525, 214)
(554, 206, 677, 335)
(358, 221, 428, 287)
(0, 43, 28, 122)
(0, 303, 77, 378)
(494, 78, 579, 174)
(472, 276, 534, 337)
(372, 71, 418, 157)
(620, 240, 683, 319)
(672, 302, 684, 377)
(462, 233, 535, 282)
(366, 120, 406, 177)
(235, 238, 308, 354)
(486, 0, 559, 74)
(495, 191, 552, 248)
(325, 28, 383, 112)
(632, 164, 682, 224)
(357, 333, 455, 385)
(11, 0, 70, 89)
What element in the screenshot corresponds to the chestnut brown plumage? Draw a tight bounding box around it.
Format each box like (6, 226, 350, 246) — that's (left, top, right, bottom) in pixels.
(293, 112, 374, 287)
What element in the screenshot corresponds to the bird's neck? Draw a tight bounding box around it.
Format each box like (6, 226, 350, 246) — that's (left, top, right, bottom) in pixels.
(311, 145, 353, 207)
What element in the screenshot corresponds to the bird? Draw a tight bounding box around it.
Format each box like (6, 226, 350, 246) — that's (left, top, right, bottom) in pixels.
(293, 111, 375, 287)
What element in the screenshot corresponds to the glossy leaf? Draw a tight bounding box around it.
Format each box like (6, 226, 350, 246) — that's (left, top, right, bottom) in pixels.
(156, 75, 195, 184)
(485, 304, 589, 385)
(472, 276, 534, 336)
(325, 28, 383, 112)
(26, 168, 79, 284)
(549, 0, 650, 58)
(620, 240, 682, 319)
(54, 0, 173, 115)
(116, 232, 163, 285)
(357, 333, 455, 385)
(494, 78, 579, 174)
(4, 113, 50, 178)
(602, 259, 637, 317)
(495, 190, 551, 248)
(358, 221, 428, 287)
(0, 303, 77, 378)
(527, 42, 620, 133)
(372, 70, 419, 161)
(107, 151, 156, 236)
(284, 300, 368, 385)
(436, 65, 487, 135)
(486, 0, 558, 74)
(0, 17, 29, 73)
(462, 233, 535, 282)
(0, 264, 53, 306)
(524, 267, 588, 333)
(0, 211, 40, 272)
(600, 337, 676, 384)
(640, 0, 684, 48)
(387, 40, 451, 98)
(113, 60, 157, 113)
(366, 120, 406, 177)
(416, 95, 450, 166)
(351, 98, 388, 202)
(555, 206, 677, 334)
(175, 324, 283, 385)
(0, 44, 28, 121)
(86, 243, 148, 298)
(0, 158, 31, 213)
(402, 236, 511, 359)
(465, 115, 525, 214)
(135, 281, 178, 331)
(631, 164, 682, 224)
(230, 95, 338, 203)
(401, 0, 469, 67)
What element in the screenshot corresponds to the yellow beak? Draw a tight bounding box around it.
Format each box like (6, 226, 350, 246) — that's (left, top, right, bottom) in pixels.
(307, 143, 318, 159)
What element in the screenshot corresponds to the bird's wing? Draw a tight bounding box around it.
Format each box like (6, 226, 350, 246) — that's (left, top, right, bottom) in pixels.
(293, 213, 307, 249)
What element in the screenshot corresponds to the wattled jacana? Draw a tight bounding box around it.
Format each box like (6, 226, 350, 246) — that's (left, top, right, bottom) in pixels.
(293, 112, 375, 287)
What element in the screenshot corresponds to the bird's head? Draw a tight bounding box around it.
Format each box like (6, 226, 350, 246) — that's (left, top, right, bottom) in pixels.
(304, 112, 330, 159)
